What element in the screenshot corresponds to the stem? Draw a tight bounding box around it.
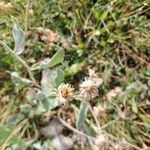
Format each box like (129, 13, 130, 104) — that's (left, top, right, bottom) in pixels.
(101, 117, 119, 129)
(88, 104, 101, 132)
(25, 0, 30, 38)
(57, 112, 95, 140)
(0, 40, 40, 88)
(101, 19, 109, 33)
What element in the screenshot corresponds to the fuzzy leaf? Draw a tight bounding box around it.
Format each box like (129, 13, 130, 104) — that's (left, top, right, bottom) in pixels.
(11, 72, 32, 91)
(12, 23, 25, 55)
(76, 101, 88, 129)
(41, 68, 64, 97)
(41, 69, 56, 96)
(54, 69, 64, 87)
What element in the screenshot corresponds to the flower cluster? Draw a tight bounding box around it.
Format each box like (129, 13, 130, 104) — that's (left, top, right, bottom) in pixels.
(54, 69, 103, 104)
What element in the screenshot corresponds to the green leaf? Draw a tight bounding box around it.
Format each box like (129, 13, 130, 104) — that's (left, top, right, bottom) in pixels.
(36, 91, 49, 111)
(65, 63, 83, 76)
(0, 127, 11, 143)
(20, 104, 32, 114)
(76, 101, 88, 129)
(48, 96, 59, 110)
(131, 100, 138, 113)
(31, 49, 64, 70)
(0, 127, 24, 145)
(48, 49, 64, 68)
(101, 11, 108, 19)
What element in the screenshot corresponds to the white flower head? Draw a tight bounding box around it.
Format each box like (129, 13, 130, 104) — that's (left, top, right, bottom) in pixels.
(79, 69, 103, 100)
(55, 83, 74, 105)
(79, 78, 99, 100)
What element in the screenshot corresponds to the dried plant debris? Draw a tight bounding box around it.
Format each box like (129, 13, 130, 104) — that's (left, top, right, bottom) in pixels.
(37, 27, 59, 51)
(106, 86, 122, 101)
(94, 133, 111, 150)
(0, 2, 13, 11)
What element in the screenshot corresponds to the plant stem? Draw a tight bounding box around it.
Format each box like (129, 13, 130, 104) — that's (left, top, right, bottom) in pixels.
(57, 112, 95, 140)
(101, 117, 119, 129)
(88, 104, 101, 132)
(25, 0, 30, 38)
(0, 40, 40, 88)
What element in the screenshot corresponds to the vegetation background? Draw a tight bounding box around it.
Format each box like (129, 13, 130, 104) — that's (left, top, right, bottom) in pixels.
(0, 0, 150, 149)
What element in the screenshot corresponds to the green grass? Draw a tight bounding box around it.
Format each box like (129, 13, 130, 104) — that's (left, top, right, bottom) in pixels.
(0, 0, 150, 149)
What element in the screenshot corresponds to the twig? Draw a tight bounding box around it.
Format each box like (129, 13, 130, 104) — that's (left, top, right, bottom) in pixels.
(57, 112, 95, 140)
(0, 40, 41, 88)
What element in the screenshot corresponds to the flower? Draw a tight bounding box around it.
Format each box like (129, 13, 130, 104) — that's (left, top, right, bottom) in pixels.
(55, 83, 74, 105)
(79, 78, 99, 100)
(79, 69, 103, 100)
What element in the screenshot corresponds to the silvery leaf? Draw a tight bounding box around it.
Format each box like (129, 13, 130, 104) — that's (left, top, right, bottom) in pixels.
(41, 69, 58, 97)
(76, 101, 88, 129)
(11, 72, 32, 91)
(12, 23, 25, 55)
(41, 68, 64, 97)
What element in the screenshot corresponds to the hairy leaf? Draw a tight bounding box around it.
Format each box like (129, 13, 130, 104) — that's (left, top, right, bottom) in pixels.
(12, 23, 25, 55)
(76, 101, 88, 129)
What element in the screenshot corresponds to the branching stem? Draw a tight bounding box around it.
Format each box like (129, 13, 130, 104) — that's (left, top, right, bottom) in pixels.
(0, 40, 40, 88)
(57, 111, 95, 140)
